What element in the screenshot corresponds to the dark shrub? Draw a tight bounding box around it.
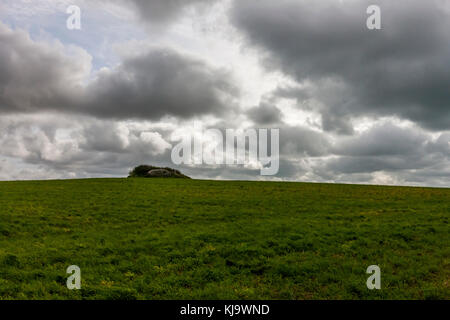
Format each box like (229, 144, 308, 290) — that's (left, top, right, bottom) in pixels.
(128, 165, 191, 179)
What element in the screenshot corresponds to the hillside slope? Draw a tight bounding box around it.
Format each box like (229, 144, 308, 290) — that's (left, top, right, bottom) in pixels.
(0, 179, 448, 299)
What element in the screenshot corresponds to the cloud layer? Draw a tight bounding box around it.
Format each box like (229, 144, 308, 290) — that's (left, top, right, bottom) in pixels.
(0, 0, 448, 187)
(232, 0, 450, 132)
(0, 22, 238, 120)
(116, 0, 217, 25)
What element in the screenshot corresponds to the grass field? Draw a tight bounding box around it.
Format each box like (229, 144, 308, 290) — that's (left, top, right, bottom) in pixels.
(0, 178, 448, 300)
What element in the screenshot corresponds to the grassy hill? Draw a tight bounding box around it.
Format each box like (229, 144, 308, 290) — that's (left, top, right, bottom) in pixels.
(0, 178, 448, 300)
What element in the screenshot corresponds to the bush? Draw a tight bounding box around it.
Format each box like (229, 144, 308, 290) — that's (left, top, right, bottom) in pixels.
(128, 165, 191, 179)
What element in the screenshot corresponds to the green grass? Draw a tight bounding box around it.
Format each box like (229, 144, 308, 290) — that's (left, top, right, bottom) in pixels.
(0, 178, 448, 300)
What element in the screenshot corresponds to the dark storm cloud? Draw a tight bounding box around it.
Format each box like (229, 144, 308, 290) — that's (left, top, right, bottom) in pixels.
(280, 126, 331, 157)
(119, 0, 217, 25)
(334, 123, 428, 157)
(0, 22, 238, 120)
(246, 102, 282, 125)
(322, 122, 449, 176)
(232, 0, 450, 131)
(0, 21, 89, 114)
(83, 49, 239, 120)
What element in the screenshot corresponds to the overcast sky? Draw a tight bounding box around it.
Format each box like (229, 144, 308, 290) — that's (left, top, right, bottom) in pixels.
(0, 0, 449, 187)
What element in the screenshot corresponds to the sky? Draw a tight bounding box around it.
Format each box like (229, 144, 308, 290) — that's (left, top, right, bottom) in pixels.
(0, 0, 449, 187)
